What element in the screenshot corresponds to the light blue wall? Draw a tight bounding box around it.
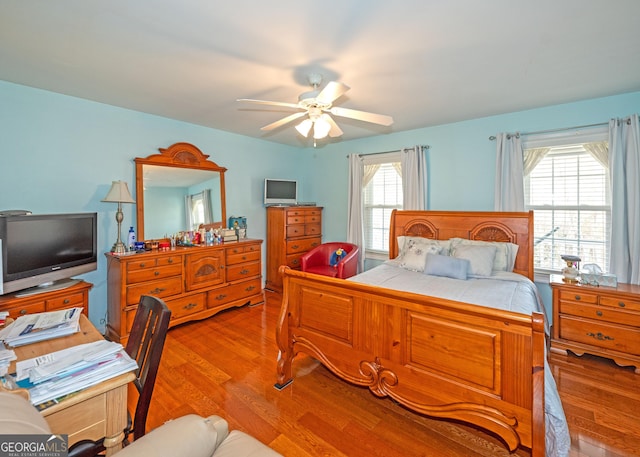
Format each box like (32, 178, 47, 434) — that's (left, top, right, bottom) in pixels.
(0, 80, 316, 331)
(1, 78, 639, 330)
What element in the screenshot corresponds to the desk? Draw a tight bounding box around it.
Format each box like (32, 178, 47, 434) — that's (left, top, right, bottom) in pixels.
(9, 314, 136, 456)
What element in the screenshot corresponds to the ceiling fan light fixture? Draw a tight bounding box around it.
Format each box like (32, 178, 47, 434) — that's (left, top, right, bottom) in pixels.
(295, 119, 313, 137)
(313, 116, 331, 139)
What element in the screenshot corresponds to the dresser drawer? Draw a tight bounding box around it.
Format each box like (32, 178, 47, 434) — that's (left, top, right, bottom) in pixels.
(226, 260, 261, 282)
(599, 296, 640, 313)
(287, 214, 306, 225)
(127, 255, 181, 271)
(225, 243, 260, 256)
(305, 223, 321, 236)
(286, 237, 321, 254)
(5, 302, 46, 319)
(226, 249, 260, 266)
(126, 263, 183, 283)
(560, 301, 640, 327)
(286, 253, 304, 270)
(558, 315, 640, 355)
(46, 291, 86, 311)
(166, 293, 206, 320)
(126, 276, 183, 305)
(286, 224, 305, 238)
(208, 278, 262, 308)
(557, 289, 598, 304)
(304, 214, 321, 224)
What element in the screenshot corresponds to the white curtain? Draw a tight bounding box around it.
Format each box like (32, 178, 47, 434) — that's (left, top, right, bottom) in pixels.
(184, 194, 194, 230)
(609, 114, 640, 285)
(494, 133, 525, 211)
(401, 146, 427, 210)
(202, 189, 214, 224)
(347, 154, 365, 272)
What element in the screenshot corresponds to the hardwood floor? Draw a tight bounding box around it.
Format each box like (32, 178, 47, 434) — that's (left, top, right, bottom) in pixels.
(147, 291, 640, 456)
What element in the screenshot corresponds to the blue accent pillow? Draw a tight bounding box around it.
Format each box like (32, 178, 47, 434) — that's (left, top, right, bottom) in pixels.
(424, 254, 470, 280)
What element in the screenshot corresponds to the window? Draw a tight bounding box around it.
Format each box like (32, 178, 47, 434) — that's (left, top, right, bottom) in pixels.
(524, 133, 610, 273)
(362, 153, 403, 255)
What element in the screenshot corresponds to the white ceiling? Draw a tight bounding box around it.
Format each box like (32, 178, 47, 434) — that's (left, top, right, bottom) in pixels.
(2, 1, 640, 148)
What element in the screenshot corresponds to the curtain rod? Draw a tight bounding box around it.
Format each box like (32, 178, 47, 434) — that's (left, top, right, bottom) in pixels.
(487, 120, 628, 141)
(348, 145, 430, 158)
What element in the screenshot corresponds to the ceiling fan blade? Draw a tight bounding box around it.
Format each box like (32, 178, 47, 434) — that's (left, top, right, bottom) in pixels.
(329, 106, 394, 126)
(315, 81, 350, 105)
(324, 114, 344, 138)
(237, 98, 301, 110)
(260, 111, 307, 131)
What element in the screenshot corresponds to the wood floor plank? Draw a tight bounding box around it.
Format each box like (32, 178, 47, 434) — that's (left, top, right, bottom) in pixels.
(146, 294, 640, 457)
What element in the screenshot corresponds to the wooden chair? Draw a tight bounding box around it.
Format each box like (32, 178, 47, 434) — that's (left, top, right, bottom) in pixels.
(68, 295, 171, 456)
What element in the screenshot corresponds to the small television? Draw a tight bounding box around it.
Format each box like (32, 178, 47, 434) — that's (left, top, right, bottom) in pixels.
(264, 179, 297, 206)
(0, 212, 98, 296)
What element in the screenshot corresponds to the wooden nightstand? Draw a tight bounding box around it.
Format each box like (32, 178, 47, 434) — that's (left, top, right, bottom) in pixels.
(549, 274, 640, 373)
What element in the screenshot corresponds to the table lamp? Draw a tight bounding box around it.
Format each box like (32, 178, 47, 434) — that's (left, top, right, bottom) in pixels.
(102, 180, 135, 254)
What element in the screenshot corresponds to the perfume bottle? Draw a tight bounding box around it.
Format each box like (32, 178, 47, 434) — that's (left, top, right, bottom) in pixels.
(127, 227, 136, 251)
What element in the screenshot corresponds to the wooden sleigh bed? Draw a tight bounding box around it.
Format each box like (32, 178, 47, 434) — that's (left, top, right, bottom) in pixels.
(275, 210, 551, 456)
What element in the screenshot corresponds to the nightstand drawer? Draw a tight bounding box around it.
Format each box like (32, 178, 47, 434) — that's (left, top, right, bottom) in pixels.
(558, 315, 640, 355)
(560, 301, 640, 327)
(558, 289, 598, 304)
(600, 296, 640, 312)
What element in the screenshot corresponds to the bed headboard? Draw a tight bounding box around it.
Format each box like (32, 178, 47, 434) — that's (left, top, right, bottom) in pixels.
(389, 210, 535, 280)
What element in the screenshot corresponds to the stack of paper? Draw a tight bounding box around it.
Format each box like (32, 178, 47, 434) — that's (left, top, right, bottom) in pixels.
(0, 308, 82, 347)
(0, 342, 16, 376)
(15, 340, 138, 406)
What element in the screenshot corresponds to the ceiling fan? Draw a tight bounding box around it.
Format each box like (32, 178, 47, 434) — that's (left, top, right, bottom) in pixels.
(237, 74, 394, 141)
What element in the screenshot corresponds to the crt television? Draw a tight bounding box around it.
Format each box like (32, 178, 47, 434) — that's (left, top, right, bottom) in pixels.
(0, 212, 98, 296)
(264, 179, 297, 206)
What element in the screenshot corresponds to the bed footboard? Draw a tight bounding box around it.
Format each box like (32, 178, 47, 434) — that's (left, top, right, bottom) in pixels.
(276, 266, 546, 456)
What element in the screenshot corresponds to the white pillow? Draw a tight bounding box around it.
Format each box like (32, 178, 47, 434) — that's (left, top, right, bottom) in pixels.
(396, 236, 450, 257)
(449, 238, 519, 272)
(451, 244, 497, 277)
(397, 240, 442, 272)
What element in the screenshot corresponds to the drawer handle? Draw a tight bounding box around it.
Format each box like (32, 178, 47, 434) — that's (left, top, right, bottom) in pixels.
(63, 299, 70, 304)
(154, 271, 160, 276)
(242, 255, 247, 260)
(291, 259, 299, 266)
(618, 301, 626, 308)
(574, 295, 581, 301)
(20, 309, 28, 315)
(245, 285, 255, 291)
(168, 258, 174, 263)
(292, 244, 299, 249)
(150, 287, 165, 294)
(183, 302, 197, 310)
(586, 332, 614, 341)
(311, 242, 319, 247)
(215, 294, 227, 300)
(140, 263, 146, 268)
(596, 310, 603, 316)
(240, 268, 250, 275)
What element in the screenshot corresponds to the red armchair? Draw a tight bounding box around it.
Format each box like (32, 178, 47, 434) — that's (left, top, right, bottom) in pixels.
(301, 242, 359, 279)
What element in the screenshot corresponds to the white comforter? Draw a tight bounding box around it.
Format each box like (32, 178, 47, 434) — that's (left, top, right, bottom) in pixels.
(349, 262, 571, 457)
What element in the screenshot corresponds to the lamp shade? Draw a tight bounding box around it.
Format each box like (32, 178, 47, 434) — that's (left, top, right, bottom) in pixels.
(295, 119, 313, 137)
(313, 115, 332, 139)
(102, 181, 135, 204)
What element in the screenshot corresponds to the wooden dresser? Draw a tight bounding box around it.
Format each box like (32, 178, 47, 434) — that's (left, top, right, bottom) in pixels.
(265, 206, 322, 292)
(106, 239, 263, 345)
(550, 274, 640, 372)
(0, 280, 92, 318)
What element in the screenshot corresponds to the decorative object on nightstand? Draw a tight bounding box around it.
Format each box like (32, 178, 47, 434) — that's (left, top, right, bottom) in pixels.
(560, 254, 581, 283)
(102, 181, 135, 254)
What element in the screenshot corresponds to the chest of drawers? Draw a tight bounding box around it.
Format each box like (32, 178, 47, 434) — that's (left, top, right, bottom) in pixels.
(266, 206, 322, 292)
(106, 239, 263, 345)
(550, 274, 640, 373)
(0, 280, 92, 319)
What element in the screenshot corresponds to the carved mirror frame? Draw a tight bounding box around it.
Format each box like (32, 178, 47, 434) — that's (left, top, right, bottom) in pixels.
(135, 142, 227, 241)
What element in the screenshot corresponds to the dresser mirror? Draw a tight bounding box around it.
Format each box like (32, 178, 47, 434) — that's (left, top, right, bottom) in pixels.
(135, 142, 227, 241)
